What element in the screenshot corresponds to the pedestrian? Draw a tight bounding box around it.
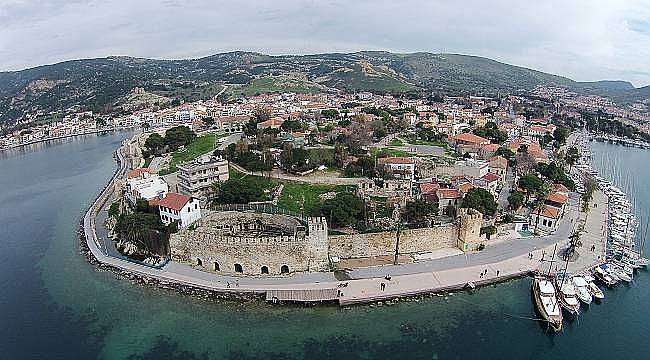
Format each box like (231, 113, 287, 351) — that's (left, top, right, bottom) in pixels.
(497, 270, 500, 276)
(380, 282, 386, 291)
(226, 282, 230, 288)
(235, 280, 239, 287)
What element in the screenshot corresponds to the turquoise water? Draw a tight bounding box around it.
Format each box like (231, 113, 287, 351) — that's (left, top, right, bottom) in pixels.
(0, 135, 648, 359)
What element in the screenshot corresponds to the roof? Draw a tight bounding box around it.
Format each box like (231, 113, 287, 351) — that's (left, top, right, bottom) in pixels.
(489, 155, 508, 169)
(437, 188, 462, 199)
(419, 182, 440, 194)
(257, 117, 285, 128)
(378, 157, 415, 165)
(481, 143, 500, 152)
(538, 205, 560, 219)
(157, 193, 191, 211)
(482, 172, 500, 182)
(546, 192, 569, 205)
(453, 132, 489, 145)
(554, 183, 570, 193)
(127, 168, 152, 179)
(458, 182, 474, 194)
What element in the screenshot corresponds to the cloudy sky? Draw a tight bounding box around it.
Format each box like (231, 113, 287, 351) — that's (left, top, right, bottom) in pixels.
(1, 0, 649, 86)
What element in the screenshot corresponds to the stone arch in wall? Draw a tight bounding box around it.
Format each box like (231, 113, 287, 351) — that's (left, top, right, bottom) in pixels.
(280, 265, 289, 274)
(213, 262, 220, 271)
(234, 263, 243, 273)
(261, 266, 269, 274)
(196, 258, 203, 267)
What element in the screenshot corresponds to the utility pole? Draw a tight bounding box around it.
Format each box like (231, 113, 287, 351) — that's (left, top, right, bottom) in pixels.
(394, 222, 402, 265)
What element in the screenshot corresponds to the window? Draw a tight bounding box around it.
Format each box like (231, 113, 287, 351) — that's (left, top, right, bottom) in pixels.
(234, 263, 243, 273)
(280, 265, 289, 274)
(261, 266, 269, 274)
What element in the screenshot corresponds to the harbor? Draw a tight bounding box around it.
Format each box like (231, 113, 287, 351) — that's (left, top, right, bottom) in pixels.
(528, 131, 650, 332)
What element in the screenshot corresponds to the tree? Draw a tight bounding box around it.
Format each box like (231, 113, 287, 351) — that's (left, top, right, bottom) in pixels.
(540, 133, 554, 148)
(281, 119, 303, 132)
(553, 127, 569, 145)
(461, 188, 497, 217)
(518, 174, 543, 202)
(402, 199, 438, 225)
(164, 126, 195, 151)
(514, 152, 537, 175)
(480, 225, 497, 240)
(536, 162, 576, 190)
(507, 191, 524, 210)
(114, 212, 171, 256)
(321, 192, 364, 228)
(532, 183, 552, 234)
(496, 147, 515, 160)
(472, 122, 508, 143)
(321, 109, 339, 119)
(144, 133, 165, 155)
(565, 146, 581, 171)
(213, 178, 270, 204)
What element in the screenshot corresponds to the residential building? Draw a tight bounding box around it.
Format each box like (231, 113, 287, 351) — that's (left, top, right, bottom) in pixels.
(453, 159, 489, 179)
(530, 205, 560, 233)
(125, 168, 169, 205)
(437, 188, 462, 213)
(154, 192, 201, 229)
(177, 155, 229, 199)
(377, 157, 416, 181)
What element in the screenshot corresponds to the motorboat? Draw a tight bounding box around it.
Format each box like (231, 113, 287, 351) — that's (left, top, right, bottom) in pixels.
(594, 266, 617, 287)
(556, 278, 581, 315)
(587, 282, 605, 300)
(571, 276, 593, 304)
(532, 277, 563, 332)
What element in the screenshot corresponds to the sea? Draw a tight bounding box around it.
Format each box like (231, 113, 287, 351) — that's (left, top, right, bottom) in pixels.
(0, 132, 648, 359)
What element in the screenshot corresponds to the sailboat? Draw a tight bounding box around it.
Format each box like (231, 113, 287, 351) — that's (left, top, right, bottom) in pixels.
(532, 277, 563, 332)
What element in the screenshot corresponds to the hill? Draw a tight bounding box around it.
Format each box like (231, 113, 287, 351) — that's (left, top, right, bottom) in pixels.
(0, 51, 647, 125)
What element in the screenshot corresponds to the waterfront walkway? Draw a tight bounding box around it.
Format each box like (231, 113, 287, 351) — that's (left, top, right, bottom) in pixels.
(82, 139, 608, 305)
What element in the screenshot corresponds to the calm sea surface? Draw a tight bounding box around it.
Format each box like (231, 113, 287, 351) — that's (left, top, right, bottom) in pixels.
(0, 134, 648, 359)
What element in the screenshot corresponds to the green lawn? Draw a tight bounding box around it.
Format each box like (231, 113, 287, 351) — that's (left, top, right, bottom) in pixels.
(159, 134, 217, 175)
(277, 183, 345, 216)
(389, 138, 405, 146)
(370, 147, 415, 158)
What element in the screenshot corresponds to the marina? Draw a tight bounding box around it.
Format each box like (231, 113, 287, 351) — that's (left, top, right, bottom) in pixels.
(530, 131, 650, 332)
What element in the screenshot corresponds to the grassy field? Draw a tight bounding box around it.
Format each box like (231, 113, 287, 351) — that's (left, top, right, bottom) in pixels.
(370, 147, 415, 158)
(159, 134, 217, 175)
(389, 138, 405, 146)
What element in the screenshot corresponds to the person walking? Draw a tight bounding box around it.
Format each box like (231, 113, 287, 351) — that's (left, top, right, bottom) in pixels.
(380, 282, 386, 291)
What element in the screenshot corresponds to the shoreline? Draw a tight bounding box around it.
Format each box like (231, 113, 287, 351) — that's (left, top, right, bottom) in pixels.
(1, 126, 138, 153)
(79, 134, 608, 306)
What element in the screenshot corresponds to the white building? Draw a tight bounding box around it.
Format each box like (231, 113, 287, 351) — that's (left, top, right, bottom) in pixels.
(377, 157, 416, 181)
(453, 159, 489, 179)
(155, 193, 201, 229)
(125, 168, 169, 205)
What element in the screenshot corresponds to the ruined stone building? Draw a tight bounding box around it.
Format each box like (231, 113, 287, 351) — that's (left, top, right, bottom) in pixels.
(170, 211, 328, 276)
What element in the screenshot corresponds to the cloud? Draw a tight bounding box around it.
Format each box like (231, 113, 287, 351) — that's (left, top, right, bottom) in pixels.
(0, 0, 649, 86)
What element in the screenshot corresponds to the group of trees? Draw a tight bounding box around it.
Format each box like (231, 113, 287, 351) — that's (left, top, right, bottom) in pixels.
(144, 126, 196, 156)
(321, 192, 364, 227)
(461, 188, 498, 217)
(211, 177, 273, 205)
(111, 199, 176, 258)
(402, 199, 438, 226)
(472, 122, 508, 144)
(535, 162, 575, 191)
(222, 143, 274, 172)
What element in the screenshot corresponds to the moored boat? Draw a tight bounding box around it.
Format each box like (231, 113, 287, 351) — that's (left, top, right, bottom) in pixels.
(571, 276, 593, 304)
(556, 278, 581, 315)
(532, 277, 563, 332)
(587, 281, 605, 300)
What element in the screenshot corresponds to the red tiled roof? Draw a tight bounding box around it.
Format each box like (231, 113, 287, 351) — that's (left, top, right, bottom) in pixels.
(546, 192, 569, 205)
(437, 188, 462, 199)
(420, 182, 440, 194)
(127, 168, 152, 179)
(539, 206, 560, 219)
(453, 133, 489, 145)
(482, 172, 500, 182)
(458, 182, 474, 194)
(489, 155, 508, 169)
(481, 143, 500, 152)
(554, 183, 570, 193)
(158, 193, 191, 211)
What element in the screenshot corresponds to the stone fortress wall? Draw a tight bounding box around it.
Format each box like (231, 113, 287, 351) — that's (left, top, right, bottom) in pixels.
(170, 208, 483, 276)
(169, 211, 329, 276)
(328, 208, 484, 259)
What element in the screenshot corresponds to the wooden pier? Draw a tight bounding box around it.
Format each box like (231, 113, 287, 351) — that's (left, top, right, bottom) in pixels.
(265, 288, 339, 303)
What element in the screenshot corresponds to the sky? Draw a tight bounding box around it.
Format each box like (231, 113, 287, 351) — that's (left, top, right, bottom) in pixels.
(1, 0, 649, 87)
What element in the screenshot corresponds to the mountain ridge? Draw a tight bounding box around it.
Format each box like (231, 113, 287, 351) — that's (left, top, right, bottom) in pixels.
(0, 51, 647, 124)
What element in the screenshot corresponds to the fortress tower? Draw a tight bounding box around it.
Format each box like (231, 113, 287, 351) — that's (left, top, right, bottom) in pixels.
(457, 208, 483, 251)
(307, 217, 329, 271)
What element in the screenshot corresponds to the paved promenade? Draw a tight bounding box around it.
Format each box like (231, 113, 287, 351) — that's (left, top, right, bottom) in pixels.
(82, 138, 608, 305)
